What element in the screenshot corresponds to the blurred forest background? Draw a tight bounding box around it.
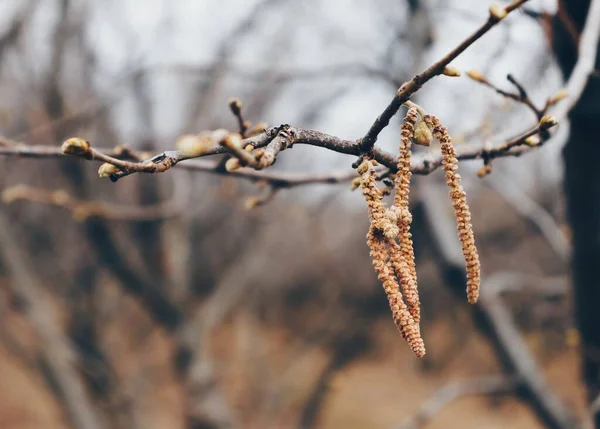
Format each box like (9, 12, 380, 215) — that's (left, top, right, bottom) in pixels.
(0, 0, 598, 428)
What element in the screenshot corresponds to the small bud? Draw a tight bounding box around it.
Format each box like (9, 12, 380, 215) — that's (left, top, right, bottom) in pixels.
(244, 197, 260, 210)
(211, 129, 231, 143)
(549, 88, 568, 105)
(247, 122, 268, 137)
(245, 144, 255, 153)
(489, 3, 507, 21)
(442, 66, 461, 77)
(61, 138, 91, 157)
(413, 120, 433, 146)
(98, 163, 121, 178)
(466, 69, 488, 84)
(524, 135, 541, 147)
(540, 115, 558, 130)
(225, 158, 241, 172)
(351, 177, 362, 191)
(254, 149, 265, 160)
(228, 98, 243, 115)
(177, 134, 215, 157)
(477, 164, 492, 178)
(220, 133, 243, 150)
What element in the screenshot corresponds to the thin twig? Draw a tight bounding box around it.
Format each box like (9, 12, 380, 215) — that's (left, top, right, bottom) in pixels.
(421, 182, 577, 429)
(2, 185, 184, 221)
(397, 375, 518, 429)
(0, 121, 555, 187)
(0, 213, 105, 429)
(359, 0, 530, 152)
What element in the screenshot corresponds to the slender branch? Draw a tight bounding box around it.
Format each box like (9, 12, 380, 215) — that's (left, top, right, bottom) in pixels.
(0, 213, 105, 429)
(0, 120, 555, 187)
(0, 1, 540, 192)
(359, 0, 530, 152)
(397, 375, 518, 429)
(2, 185, 183, 221)
(470, 72, 545, 119)
(421, 182, 577, 429)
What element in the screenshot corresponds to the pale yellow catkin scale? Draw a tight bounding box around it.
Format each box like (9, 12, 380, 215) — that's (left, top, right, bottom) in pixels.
(388, 238, 420, 325)
(350, 176, 362, 191)
(392, 108, 421, 324)
(425, 115, 481, 304)
(359, 161, 387, 231)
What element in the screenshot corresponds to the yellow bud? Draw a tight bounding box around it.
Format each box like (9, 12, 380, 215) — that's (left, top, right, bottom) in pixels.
(247, 122, 268, 137)
(244, 197, 260, 210)
(357, 161, 371, 175)
(413, 120, 433, 146)
(442, 66, 461, 77)
(225, 158, 241, 172)
(350, 177, 362, 191)
(477, 164, 492, 178)
(489, 4, 507, 21)
(61, 138, 91, 156)
(98, 163, 121, 178)
(540, 115, 558, 130)
(524, 135, 541, 147)
(176, 134, 211, 157)
(245, 144, 255, 153)
(549, 88, 568, 105)
(254, 149, 265, 160)
(466, 69, 488, 84)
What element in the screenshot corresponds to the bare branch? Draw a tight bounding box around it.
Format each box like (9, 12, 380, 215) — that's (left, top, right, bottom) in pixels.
(0, 120, 555, 186)
(2, 185, 183, 221)
(0, 213, 105, 429)
(359, 0, 530, 152)
(421, 182, 577, 429)
(398, 375, 518, 429)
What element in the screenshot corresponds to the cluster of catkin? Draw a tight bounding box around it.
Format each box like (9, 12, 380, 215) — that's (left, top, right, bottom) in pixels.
(360, 106, 480, 357)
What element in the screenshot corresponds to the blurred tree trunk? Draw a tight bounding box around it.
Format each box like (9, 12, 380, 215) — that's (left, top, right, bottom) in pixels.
(554, 1, 600, 425)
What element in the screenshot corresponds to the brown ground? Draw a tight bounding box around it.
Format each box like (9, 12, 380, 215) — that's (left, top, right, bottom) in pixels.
(0, 314, 585, 429)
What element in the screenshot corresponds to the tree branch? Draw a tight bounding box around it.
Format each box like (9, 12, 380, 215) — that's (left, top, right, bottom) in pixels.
(0, 212, 105, 429)
(358, 0, 530, 152)
(397, 375, 518, 429)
